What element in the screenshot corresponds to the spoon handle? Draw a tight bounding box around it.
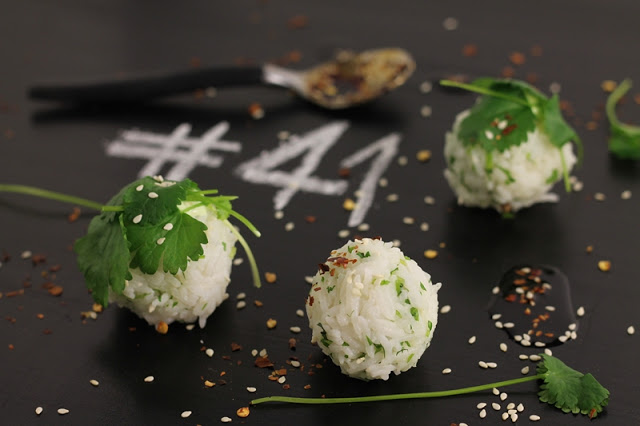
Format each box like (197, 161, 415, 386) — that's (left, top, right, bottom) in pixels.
(28, 67, 264, 104)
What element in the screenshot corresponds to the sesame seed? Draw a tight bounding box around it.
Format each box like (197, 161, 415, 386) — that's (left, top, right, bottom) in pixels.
(621, 190, 632, 200)
(274, 210, 284, 220)
(510, 413, 518, 422)
(558, 335, 568, 343)
(247, 387, 257, 393)
(156, 237, 165, 245)
(492, 402, 501, 411)
(534, 341, 546, 347)
(477, 402, 487, 409)
(277, 131, 290, 140)
(291, 360, 301, 368)
(521, 366, 530, 375)
(517, 403, 524, 412)
(529, 414, 541, 421)
(90, 379, 99, 387)
(440, 305, 451, 314)
(491, 313, 502, 320)
(420, 105, 433, 117)
(397, 156, 408, 166)
(549, 82, 561, 93)
(148, 192, 158, 199)
(500, 343, 508, 352)
(289, 326, 301, 334)
(420, 222, 430, 231)
(478, 361, 488, 369)
(442, 368, 452, 374)
(144, 375, 154, 383)
(495, 321, 504, 329)
(357, 223, 370, 231)
(221, 416, 232, 423)
(402, 216, 415, 225)
(628, 325, 636, 335)
(57, 408, 70, 415)
(519, 354, 529, 360)
(570, 331, 578, 340)
(506, 403, 515, 410)
(529, 355, 541, 362)
(386, 193, 399, 202)
(442, 16, 459, 30)
(501, 412, 509, 421)
(424, 195, 436, 205)
(521, 340, 531, 347)
(577, 306, 585, 317)
(284, 222, 295, 231)
(338, 229, 350, 238)
(296, 309, 305, 317)
(485, 130, 494, 139)
(205, 348, 214, 357)
(544, 348, 553, 356)
(503, 322, 515, 329)
(236, 301, 246, 309)
(163, 223, 173, 231)
(277, 376, 286, 384)
(181, 411, 192, 418)
(459, 423, 468, 426)
(185, 324, 195, 331)
(492, 388, 500, 396)
(545, 306, 556, 311)
(492, 286, 500, 295)
(136, 184, 144, 191)
(468, 336, 477, 344)
(259, 348, 267, 357)
(594, 192, 606, 201)
(133, 214, 143, 224)
(21, 250, 32, 259)
(486, 362, 498, 369)
(419, 81, 433, 93)
(233, 258, 244, 266)
(35, 407, 43, 415)
(378, 177, 388, 187)
(500, 392, 508, 401)
(479, 408, 487, 418)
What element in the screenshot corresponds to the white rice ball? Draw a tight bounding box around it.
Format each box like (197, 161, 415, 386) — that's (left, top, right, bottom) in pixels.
(444, 110, 577, 213)
(306, 238, 441, 380)
(109, 204, 237, 329)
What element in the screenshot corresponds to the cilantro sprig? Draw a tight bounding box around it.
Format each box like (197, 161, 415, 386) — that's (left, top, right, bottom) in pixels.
(605, 78, 640, 159)
(251, 354, 609, 418)
(0, 177, 261, 306)
(441, 78, 582, 191)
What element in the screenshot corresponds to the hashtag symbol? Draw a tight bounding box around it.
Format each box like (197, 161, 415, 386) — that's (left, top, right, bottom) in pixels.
(105, 122, 242, 181)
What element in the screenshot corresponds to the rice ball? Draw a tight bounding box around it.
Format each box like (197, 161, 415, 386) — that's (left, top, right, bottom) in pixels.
(306, 238, 441, 380)
(110, 204, 237, 329)
(444, 110, 577, 213)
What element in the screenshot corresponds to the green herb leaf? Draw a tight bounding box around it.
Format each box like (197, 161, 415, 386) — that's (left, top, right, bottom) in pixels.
(537, 354, 609, 418)
(606, 79, 640, 159)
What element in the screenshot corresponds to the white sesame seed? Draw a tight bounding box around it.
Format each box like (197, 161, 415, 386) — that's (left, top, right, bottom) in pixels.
(529, 414, 541, 421)
(510, 413, 518, 422)
(397, 156, 408, 166)
(259, 348, 267, 357)
(628, 325, 636, 335)
(424, 195, 436, 205)
(497, 120, 508, 130)
(136, 184, 144, 191)
(338, 229, 350, 238)
(492, 388, 500, 396)
(236, 301, 246, 309)
(594, 192, 606, 201)
(517, 403, 524, 412)
(57, 408, 70, 415)
(534, 341, 546, 347)
(514, 335, 522, 342)
(506, 403, 515, 410)
(529, 355, 541, 362)
(290, 360, 301, 368)
(570, 331, 578, 340)
(284, 221, 295, 231)
(156, 237, 166, 245)
(521, 340, 531, 347)
(185, 324, 195, 331)
(402, 216, 415, 225)
(521, 366, 530, 375)
(289, 326, 301, 334)
(133, 214, 143, 224)
(503, 322, 515, 329)
(144, 375, 154, 383)
(522, 334, 531, 341)
(181, 411, 192, 418)
(148, 192, 158, 199)
(545, 306, 556, 311)
(500, 343, 508, 352)
(251, 349, 258, 357)
(386, 193, 399, 202)
(378, 177, 388, 187)
(247, 386, 257, 393)
(487, 362, 498, 369)
(459, 423, 468, 426)
(21, 250, 32, 259)
(544, 348, 553, 356)
(558, 335, 568, 343)
(221, 416, 232, 423)
(90, 379, 99, 387)
(274, 210, 284, 220)
(477, 402, 487, 409)
(491, 313, 502, 320)
(357, 223, 369, 231)
(478, 361, 488, 369)
(518, 354, 529, 360)
(440, 305, 451, 314)
(549, 82, 561, 94)
(205, 348, 214, 357)
(392, 239, 402, 247)
(479, 408, 487, 418)
(420, 222, 430, 231)
(277, 130, 290, 140)
(495, 321, 504, 329)
(443, 16, 459, 30)
(492, 402, 501, 411)
(232, 257, 244, 266)
(485, 130, 494, 139)
(419, 81, 433, 93)
(577, 306, 585, 317)
(621, 190, 632, 200)
(420, 105, 433, 117)
(468, 336, 477, 344)
(492, 286, 500, 295)
(35, 407, 43, 415)
(500, 392, 508, 401)
(442, 368, 452, 374)
(501, 412, 509, 421)
(277, 376, 286, 384)
(163, 223, 173, 231)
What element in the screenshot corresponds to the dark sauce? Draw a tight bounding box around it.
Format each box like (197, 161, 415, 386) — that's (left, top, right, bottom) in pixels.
(488, 265, 578, 348)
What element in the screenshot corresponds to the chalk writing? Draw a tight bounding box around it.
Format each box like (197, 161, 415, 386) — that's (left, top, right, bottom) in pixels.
(106, 122, 241, 181)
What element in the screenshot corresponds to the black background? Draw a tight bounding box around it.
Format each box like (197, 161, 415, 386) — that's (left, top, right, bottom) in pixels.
(1, 1, 639, 425)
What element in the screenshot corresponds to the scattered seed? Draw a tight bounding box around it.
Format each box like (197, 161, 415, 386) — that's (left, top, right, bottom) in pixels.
(510, 413, 518, 422)
(468, 336, 477, 344)
(521, 366, 530, 375)
(284, 222, 295, 231)
(156, 321, 169, 334)
(594, 192, 606, 201)
(491, 313, 502, 320)
(265, 272, 277, 283)
(338, 229, 350, 238)
(247, 387, 257, 393)
(133, 214, 143, 224)
(419, 105, 433, 117)
(529, 354, 541, 362)
(549, 82, 562, 94)
(442, 16, 459, 30)
(500, 392, 508, 401)
(503, 322, 515, 329)
(500, 343, 507, 352)
(204, 380, 215, 388)
(628, 326, 636, 335)
(419, 81, 433, 93)
(206, 348, 214, 357)
(266, 318, 277, 329)
(277, 376, 286, 384)
(144, 375, 154, 383)
(621, 190, 632, 200)
(424, 195, 436, 205)
(419, 222, 430, 232)
(416, 150, 432, 162)
(402, 216, 415, 225)
(502, 412, 509, 421)
(236, 300, 246, 309)
(478, 361, 488, 369)
(495, 321, 504, 329)
(517, 403, 524, 412)
(424, 249, 438, 259)
(290, 360, 301, 368)
(57, 408, 70, 415)
(544, 348, 553, 356)
(357, 223, 369, 231)
(289, 326, 301, 334)
(386, 193, 399, 202)
(378, 177, 388, 187)
(248, 103, 264, 119)
(486, 362, 498, 369)
(492, 402, 501, 411)
(35, 407, 43, 415)
(21, 250, 32, 259)
(89, 379, 99, 387)
(236, 407, 250, 418)
(492, 388, 500, 396)
(156, 237, 166, 245)
(296, 309, 305, 317)
(136, 184, 144, 191)
(233, 258, 244, 266)
(598, 260, 611, 272)
(601, 80, 617, 92)
(577, 306, 585, 317)
(479, 408, 487, 418)
(442, 368, 452, 374)
(519, 354, 529, 360)
(181, 411, 192, 418)
(274, 210, 284, 220)
(440, 305, 451, 314)
(529, 414, 541, 421)
(221, 416, 232, 423)
(397, 156, 408, 166)
(492, 286, 500, 295)
(148, 192, 158, 199)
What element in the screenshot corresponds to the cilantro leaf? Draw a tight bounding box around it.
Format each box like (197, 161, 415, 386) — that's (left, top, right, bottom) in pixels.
(74, 211, 132, 306)
(541, 95, 581, 150)
(122, 177, 198, 224)
(537, 354, 609, 417)
(606, 79, 640, 159)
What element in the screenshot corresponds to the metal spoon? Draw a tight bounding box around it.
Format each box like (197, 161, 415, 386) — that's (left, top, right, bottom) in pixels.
(28, 48, 415, 110)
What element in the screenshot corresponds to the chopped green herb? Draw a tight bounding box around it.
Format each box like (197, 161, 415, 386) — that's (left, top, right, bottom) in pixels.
(410, 307, 419, 321)
(251, 355, 609, 419)
(357, 251, 371, 259)
(395, 310, 402, 318)
(318, 323, 333, 347)
(605, 79, 640, 159)
(380, 280, 390, 286)
(327, 285, 336, 293)
(407, 353, 414, 363)
(347, 245, 355, 253)
(426, 320, 433, 337)
(395, 277, 405, 296)
(341, 342, 350, 347)
(546, 169, 559, 184)
(419, 282, 426, 291)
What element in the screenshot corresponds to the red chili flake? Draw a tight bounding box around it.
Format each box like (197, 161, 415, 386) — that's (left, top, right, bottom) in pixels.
(68, 207, 81, 223)
(5, 289, 24, 298)
(8, 344, 15, 350)
(254, 300, 263, 307)
(288, 338, 297, 350)
(509, 52, 526, 65)
(524, 307, 531, 315)
(462, 44, 478, 57)
(220, 371, 227, 377)
(318, 263, 330, 274)
(525, 72, 538, 84)
(304, 215, 317, 224)
(501, 66, 516, 78)
(313, 287, 321, 292)
(222, 355, 232, 361)
(513, 278, 526, 285)
(338, 167, 351, 178)
(31, 254, 46, 266)
(303, 384, 311, 390)
(308, 296, 314, 306)
(504, 294, 517, 302)
(501, 124, 518, 136)
(327, 256, 350, 267)
(275, 368, 287, 376)
(329, 269, 335, 276)
(47, 285, 63, 297)
(255, 356, 274, 368)
(5, 316, 17, 324)
(36, 313, 45, 319)
(530, 45, 543, 57)
(287, 15, 308, 29)
(282, 384, 291, 390)
(589, 408, 597, 419)
(231, 342, 243, 352)
(128, 327, 137, 332)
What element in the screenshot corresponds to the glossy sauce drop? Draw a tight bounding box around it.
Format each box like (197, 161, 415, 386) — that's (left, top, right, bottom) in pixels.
(488, 265, 578, 348)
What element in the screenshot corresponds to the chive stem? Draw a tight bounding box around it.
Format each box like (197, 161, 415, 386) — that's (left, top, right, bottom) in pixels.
(223, 219, 261, 288)
(440, 80, 530, 107)
(605, 78, 632, 128)
(251, 374, 543, 405)
(0, 184, 111, 212)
